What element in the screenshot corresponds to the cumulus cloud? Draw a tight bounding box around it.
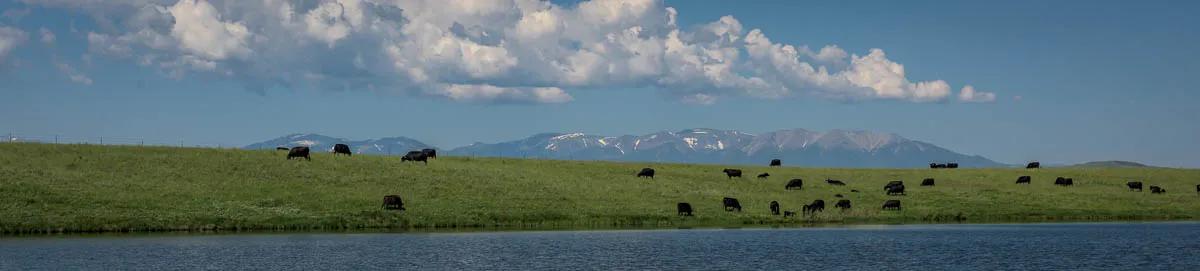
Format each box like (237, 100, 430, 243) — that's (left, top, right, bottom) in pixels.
(0, 26, 27, 62)
(39, 27, 55, 44)
(958, 85, 997, 103)
(14, 0, 995, 104)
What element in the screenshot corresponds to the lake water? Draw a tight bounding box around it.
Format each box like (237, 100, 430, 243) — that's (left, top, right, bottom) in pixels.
(2, 222, 1198, 270)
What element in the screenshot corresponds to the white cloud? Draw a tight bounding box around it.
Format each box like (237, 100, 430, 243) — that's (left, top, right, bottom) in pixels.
(39, 27, 55, 44)
(55, 62, 93, 85)
(958, 85, 997, 103)
(15, 0, 995, 105)
(0, 26, 27, 62)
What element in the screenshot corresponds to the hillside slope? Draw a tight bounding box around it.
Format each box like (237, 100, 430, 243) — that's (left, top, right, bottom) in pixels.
(2, 143, 1198, 234)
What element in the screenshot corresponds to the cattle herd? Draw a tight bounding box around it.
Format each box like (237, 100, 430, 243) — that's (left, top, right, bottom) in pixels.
(271, 148, 1198, 219)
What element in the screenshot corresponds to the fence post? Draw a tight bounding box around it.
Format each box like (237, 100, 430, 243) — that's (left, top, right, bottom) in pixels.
(55, 135, 59, 144)
(99, 137, 103, 145)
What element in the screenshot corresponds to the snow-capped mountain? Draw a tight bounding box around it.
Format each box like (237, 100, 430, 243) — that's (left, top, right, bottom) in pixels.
(447, 128, 1005, 168)
(244, 133, 433, 155)
(244, 129, 1006, 168)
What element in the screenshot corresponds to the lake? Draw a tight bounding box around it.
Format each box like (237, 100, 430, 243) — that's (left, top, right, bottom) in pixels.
(2, 222, 1198, 270)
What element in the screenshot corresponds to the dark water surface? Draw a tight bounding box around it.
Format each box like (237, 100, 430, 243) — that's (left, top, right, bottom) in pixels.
(2, 222, 1198, 270)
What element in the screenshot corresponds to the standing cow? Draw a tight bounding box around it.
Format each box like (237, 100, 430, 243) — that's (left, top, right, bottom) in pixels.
(882, 200, 902, 211)
(769, 201, 780, 215)
(930, 163, 946, 169)
(1026, 162, 1041, 169)
(1016, 176, 1032, 184)
(401, 151, 429, 164)
(803, 200, 825, 215)
(722, 169, 743, 179)
(921, 178, 935, 186)
(1150, 186, 1166, 194)
(785, 179, 804, 190)
(1127, 181, 1143, 191)
(835, 199, 852, 210)
(946, 163, 959, 169)
(381, 195, 405, 210)
(421, 148, 437, 159)
(886, 183, 906, 196)
(287, 146, 311, 161)
(722, 197, 742, 212)
(757, 173, 770, 179)
(1054, 177, 1074, 186)
(769, 159, 782, 167)
(333, 144, 352, 156)
(637, 168, 655, 179)
(677, 202, 693, 216)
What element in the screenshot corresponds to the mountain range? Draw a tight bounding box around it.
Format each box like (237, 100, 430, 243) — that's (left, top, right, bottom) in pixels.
(245, 128, 1006, 168)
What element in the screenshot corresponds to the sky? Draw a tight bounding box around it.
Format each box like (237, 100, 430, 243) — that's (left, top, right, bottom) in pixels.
(0, 0, 1197, 167)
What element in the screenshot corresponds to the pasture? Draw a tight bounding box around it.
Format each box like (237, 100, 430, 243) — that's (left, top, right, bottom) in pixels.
(1, 143, 1198, 234)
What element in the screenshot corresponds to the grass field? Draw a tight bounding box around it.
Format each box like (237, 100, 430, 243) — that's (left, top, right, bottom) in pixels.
(2, 143, 1198, 234)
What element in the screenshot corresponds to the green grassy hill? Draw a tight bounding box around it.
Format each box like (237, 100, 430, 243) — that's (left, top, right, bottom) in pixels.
(2, 143, 1198, 234)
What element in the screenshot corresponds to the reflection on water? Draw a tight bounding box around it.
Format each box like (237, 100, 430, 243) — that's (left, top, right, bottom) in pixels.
(2, 222, 1198, 270)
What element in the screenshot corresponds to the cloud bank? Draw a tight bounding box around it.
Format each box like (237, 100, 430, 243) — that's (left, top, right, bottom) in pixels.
(15, 0, 996, 104)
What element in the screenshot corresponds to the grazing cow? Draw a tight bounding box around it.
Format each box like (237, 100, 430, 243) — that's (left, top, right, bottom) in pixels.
(785, 179, 804, 190)
(826, 179, 846, 186)
(1016, 176, 1032, 184)
(835, 199, 852, 210)
(723, 169, 743, 179)
(401, 151, 429, 164)
(921, 178, 935, 186)
(381, 195, 405, 210)
(803, 200, 825, 215)
(946, 163, 959, 169)
(637, 168, 655, 179)
(783, 211, 796, 217)
(333, 144, 352, 156)
(1026, 162, 1041, 169)
(930, 163, 946, 169)
(834, 194, 844, 198)
(886, 184, 906, 196)
(757, 173, 770, 179)
(677, 202, 693, 216)
(882, 200, 902, 210)
(287, 146, 311, 161)
(723, 197, 742, 212)
(275, 147, 289, 151)
(769, 159, 782, 167)
(885, 181, 904, 190)
(1150, 186, 1166, 194)
(769, 201, 780, 215)
(421, 148, 437, 159)
(1126, 181, 1143, 191)
(1054, 177, 1073, 186)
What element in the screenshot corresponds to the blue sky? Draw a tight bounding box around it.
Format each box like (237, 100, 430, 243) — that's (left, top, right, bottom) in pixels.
(0, 0, 1197, 167)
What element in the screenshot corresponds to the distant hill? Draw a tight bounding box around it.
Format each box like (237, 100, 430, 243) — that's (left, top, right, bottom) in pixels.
(1069, 161, 1156, 168)
(244, 128, 1008, 168)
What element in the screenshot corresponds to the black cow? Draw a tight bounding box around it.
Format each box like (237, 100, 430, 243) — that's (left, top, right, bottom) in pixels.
(1016, 176, 1032, 184)
(835, 199, 851, 210)
(637, 168, 655, 179)
(287, 146, 311, 161)
(1196, 184, 1199, 194)
(769, 201, 780, 215)
(834, 194, 844, 198)
(826, 179, 846, 186)
(885, 181, 904, 190)
(757, 173, 770, 179)
(401, 151, 428, 164)
(723, 169, 743, 179)
(1054, 177, 1073, 186)
(382, 195, 405, 210)
(1150, 186, 1165, 194)
(421, 148, 437, 159)
(946, 163, 959, 169)
(930, 163, 946, 169)
(887, 184, 906, 196)
(785, 179, 804, 190)
(677, 202, 693, 216)
(803, 200, 825, 215)
(723, 197, 742, 212)
(921, 178, 935, 186)
(333, 144, 352, 156)
(1126, 181, 1143, 191)
(1026, 162, 1041, 169)
(882, 200, 902, 210)
(783, 211, 796, 217)
(850, 189, 860, 193)
(275, 147, 290, 151)
(769, 159, 782, 167)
